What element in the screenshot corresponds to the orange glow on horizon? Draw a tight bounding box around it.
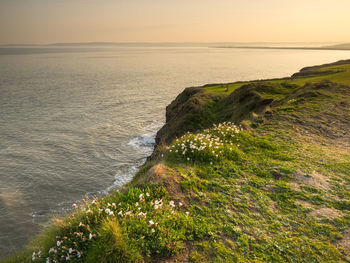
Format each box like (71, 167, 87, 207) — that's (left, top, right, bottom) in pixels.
(0, 0, 349, 44)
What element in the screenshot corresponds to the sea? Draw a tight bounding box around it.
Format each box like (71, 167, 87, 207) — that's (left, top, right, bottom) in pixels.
(0, 43, 349, 256)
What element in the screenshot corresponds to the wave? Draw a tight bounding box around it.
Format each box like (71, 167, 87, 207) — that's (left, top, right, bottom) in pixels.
(103, 164, 140, 194)
(105, 120, 164, 193)
(127, 120, 163, 150)
(128, 136, 155, 149)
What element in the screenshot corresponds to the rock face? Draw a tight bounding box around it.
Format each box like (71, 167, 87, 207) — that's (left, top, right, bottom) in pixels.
(154, 87, 224, 146)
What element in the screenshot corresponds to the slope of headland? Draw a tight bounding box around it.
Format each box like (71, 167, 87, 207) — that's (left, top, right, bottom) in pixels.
(5, 60, 350, 262)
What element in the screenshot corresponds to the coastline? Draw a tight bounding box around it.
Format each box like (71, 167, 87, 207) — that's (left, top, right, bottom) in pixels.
(4, 59, 350, 262)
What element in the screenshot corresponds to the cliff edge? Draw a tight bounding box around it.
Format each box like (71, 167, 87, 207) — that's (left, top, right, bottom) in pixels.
(5, 60, 350, 263)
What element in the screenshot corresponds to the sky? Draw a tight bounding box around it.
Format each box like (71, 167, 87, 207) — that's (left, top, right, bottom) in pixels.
(0, 0, 350, 45)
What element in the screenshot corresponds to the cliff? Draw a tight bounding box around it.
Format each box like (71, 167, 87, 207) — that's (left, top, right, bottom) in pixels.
(156, 59, 350, 148)
(5, 60, 350, 262)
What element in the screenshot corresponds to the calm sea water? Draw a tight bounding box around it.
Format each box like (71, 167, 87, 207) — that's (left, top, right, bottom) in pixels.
(0, 45, 349, 256)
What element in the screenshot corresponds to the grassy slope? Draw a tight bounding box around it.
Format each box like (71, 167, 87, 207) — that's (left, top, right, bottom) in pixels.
(5, 60, 350, 262)
(206, 61, 350, 94)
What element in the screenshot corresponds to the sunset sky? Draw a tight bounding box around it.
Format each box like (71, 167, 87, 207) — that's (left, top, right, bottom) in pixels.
(1, 0, 349, 45)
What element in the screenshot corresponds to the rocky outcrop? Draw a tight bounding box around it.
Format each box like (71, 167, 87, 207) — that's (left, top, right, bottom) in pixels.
(154, 87, 224, 146)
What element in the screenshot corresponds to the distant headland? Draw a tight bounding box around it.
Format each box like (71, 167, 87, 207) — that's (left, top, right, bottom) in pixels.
(213, 42, 350, 50)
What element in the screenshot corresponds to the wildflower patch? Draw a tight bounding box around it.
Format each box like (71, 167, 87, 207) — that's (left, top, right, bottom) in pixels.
(167, 122, 243, 163)
(30, 185, 209, 262)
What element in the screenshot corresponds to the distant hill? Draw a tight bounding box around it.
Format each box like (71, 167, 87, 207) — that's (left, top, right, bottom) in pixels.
(324, 43, 350, 50)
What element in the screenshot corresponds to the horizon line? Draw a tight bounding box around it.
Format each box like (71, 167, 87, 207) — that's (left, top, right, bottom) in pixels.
(0, 41, 345, 47)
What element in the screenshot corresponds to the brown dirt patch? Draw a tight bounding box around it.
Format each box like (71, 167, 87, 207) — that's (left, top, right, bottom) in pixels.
(268, 200, 277, 212)
(289, 181, 301, 191)
(294, 170, 330, 191)
(295, 199, 314, 209)
(151, 163, 169, 178)
(147, 164, 189, 207)
(309, 207, 342, 219)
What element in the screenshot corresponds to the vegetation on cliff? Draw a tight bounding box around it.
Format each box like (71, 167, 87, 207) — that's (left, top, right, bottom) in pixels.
(5, 60, 350, 262)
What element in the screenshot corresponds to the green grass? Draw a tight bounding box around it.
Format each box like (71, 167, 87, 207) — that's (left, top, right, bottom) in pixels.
(162, 123, 349, 262)
(205, 82, 248, 94)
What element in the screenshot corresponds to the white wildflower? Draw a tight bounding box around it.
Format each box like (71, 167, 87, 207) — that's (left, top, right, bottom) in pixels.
(125, 211, 132, 216)
(105, 208, 111, 214)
